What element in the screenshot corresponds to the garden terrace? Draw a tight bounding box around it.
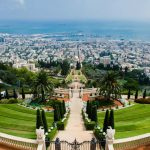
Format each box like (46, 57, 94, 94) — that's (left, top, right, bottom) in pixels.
(0, 104, 53, 139)
(98, 104, 150, 139)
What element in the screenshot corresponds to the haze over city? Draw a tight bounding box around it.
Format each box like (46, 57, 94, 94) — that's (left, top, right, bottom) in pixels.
(0, 0, 150, 21)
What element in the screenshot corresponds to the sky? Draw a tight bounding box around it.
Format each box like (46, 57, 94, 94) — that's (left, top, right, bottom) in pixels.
(0, 0, 150, 21)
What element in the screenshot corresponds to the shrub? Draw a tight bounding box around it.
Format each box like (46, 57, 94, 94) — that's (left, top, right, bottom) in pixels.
(85, 121, 96, 130)
(135, 98, 150, 104)
(0, 98, 21, 104)
(57, 121, 64, 130)
(49, 127, 57, 140)
(94, 129, 106, 148)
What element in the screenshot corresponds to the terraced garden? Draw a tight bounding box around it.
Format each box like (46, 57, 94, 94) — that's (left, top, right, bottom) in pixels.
(0, 104, 53, 139)
(98, 104, 150, 139)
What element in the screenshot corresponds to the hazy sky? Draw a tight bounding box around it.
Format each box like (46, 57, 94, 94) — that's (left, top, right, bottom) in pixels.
(0, 0, 150, 21)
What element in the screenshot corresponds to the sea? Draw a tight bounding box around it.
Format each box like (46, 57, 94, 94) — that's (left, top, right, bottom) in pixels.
(1, 20, 150, 41)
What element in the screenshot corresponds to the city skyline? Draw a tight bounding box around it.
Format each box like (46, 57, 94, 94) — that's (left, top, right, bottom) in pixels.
(0, 0, 150, 22)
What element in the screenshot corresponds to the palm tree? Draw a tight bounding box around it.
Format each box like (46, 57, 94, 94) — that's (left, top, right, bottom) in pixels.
(97, 71, 121, 101)
(32, 70, 53, 102)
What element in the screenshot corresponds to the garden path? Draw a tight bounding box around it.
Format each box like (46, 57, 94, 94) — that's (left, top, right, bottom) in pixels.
(55, 82, 94, 142)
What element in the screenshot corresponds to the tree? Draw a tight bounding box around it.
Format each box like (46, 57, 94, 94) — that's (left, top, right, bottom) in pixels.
(54, 105, 61, 122)
(22, 88, 25, 99)
(91, 105, 98, 122)
(60, 60, 70, 76)
(109, 109, 114, 129)
(143, 89, 146, 99)
(41, 109, 48, 133)
(62, 100, 66, 115)
(98, 71, 121, 101)
(36, 109, 43, 129)
(103, 110, 109, 133)
(32, 70, 53, 102)
(13, 89, 18, 99)
(127, 89, 131, 99)
(5, 89, 9, 99)
(86, 100, 89, 115)
(0, 88, 1, 100)
(135, 90, 138, 100)
(76, 61, 81, 70)
(88, 101, 93, 119)
(59, 102, 64, 119)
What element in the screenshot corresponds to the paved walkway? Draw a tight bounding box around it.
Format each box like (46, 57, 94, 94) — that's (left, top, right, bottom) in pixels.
(55, 82, 94, 142)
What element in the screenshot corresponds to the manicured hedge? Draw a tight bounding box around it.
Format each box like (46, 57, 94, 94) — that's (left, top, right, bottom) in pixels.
(57, 121, 64, 130)
(0, 98, 22, 104)
(84, 121, 96, 130)
(82, 109, 96, 130)
(135, 98, 150, 104)
(49, 127, 57, 140)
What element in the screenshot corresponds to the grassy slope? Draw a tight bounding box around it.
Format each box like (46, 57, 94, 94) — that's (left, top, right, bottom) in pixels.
(0, 104, 53, 139)
(98, 104, 150, 139)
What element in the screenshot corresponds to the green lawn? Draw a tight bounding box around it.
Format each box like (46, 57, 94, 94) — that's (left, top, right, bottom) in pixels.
(0, 104, 53, 139)
(98, 104, 150, 139)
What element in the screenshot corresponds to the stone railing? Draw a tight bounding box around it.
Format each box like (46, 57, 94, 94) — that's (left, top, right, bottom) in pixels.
(0, 132, 38, 150)
(113, 133, 150, 150)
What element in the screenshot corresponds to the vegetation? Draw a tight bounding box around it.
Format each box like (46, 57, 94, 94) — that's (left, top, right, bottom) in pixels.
(98, 104, 150, 138)
(97, 71, 121, 101)
(36, 109, 43, 129)
(41, 109, 48, 133)
(103, 110, 109, 133)
(32, 70, 54, 102)
(135, 90, 138, 100)
(0, 104, 53, 139)
(143, 89, 147, 99)
(109, 109, 114, 129)
(91, 105, 98, 122)
(76, 61, 81, 70)
(135, 98, 150, 104)
(60, 60, 70, 76)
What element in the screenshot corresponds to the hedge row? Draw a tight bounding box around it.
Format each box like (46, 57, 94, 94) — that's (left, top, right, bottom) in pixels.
(57, 110, 70, 130)
(135, 98, 150, 104)
(82, 109, 96, 130)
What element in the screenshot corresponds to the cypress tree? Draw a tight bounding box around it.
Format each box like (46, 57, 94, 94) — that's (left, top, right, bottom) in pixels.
(143, 89, 146, 99)
(109, 109, 115, 129)
(22, 88, 25, 99)
(41, 109, 48, 133)
(63, 100, 66, 115)
(135, 90, 138, 100)
(103, 110, 109, 133)
(86, 100, 89, 115)
(5, 89, 9, 99)
(13, 89, 18, 99)
(91, 105, 98, 122)
(0, 88, 1, 100)
(58, 102, 64, 119)
(88, 101, 93, 120)
(127, 89, 131, 99)
(54, 105, 61, 122)
(36, 109, 43, 129)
